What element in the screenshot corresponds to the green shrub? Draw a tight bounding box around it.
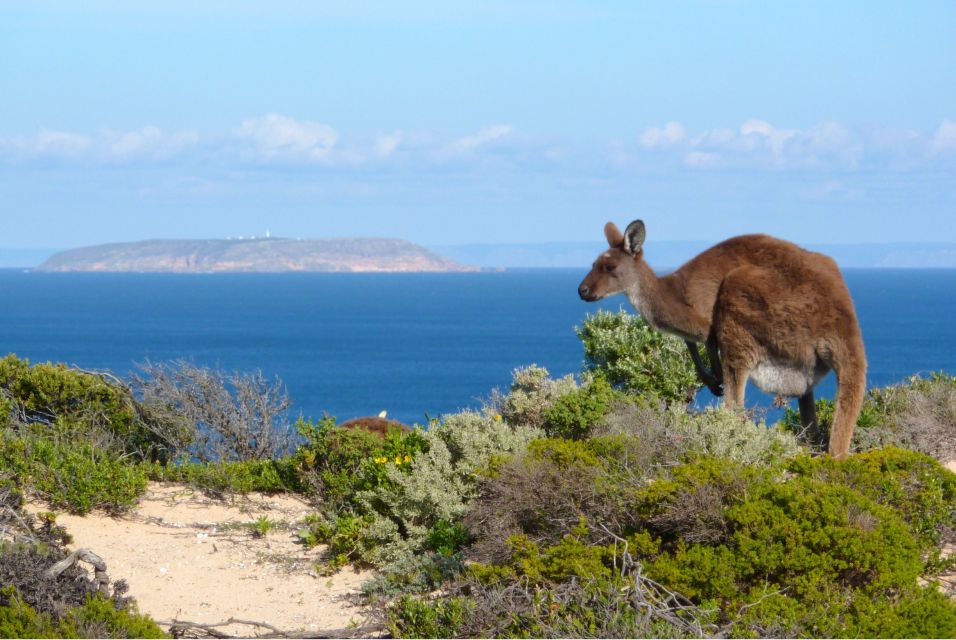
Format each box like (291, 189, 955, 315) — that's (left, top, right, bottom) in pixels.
(387, 594, 470, 639)
(389, 522, 710, 639)
(576, 310, 701, 403)
(541, 374, 623, 439)
(426, 520, 470, 557)
(293, 417, 429, 512)
(145, 457, 301, 496)
(0, 435, 147, 515)
(788, 447, 956, 551)
(309, 411, 542, 571)
(499, 365, 578, 429)
(0, 354, 186, 460)
(56, 594, 167, 638)
(457, 448, 956, 638)
(0, 587, 166, 639)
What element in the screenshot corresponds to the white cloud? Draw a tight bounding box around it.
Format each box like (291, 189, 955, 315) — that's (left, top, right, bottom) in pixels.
(374, 130, 403, 158)
(639, 119, 867, 169)
(639, 121, 686, 149)
(21, 129, 92, 157)
(738, 119, 798, 159)
(237, 113, 338, 161)
(106, 126, 199, 159)
(453, 124, 513, 153)
(931, 119, 956, 154)
(683, 151, 720, 168)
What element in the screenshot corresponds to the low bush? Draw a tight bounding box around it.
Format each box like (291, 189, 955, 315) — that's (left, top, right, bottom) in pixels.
(293, 417, 429, 511)
(781, 372, 956, 462)
(0, 587, 166, 639)
(132, 360, 297, 462)
(145, 457, 301, 496)
(304, 411, 542, 572)
(541, 374, 624, 439)
(498, 365, 578, 430)
(788, 447, 956, 551)
(0, 354, 187, 460)
(576, 309, 702, 403)
(0, 435, 147, 515)
(597, 402, 802, 467)
(416, 448, 956, 638)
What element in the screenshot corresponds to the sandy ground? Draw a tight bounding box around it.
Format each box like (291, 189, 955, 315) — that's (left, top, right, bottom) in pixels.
(27, 483, 375, 637)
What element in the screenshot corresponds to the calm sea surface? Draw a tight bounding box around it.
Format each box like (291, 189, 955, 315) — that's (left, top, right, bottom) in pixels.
(1, 269, 954, 425)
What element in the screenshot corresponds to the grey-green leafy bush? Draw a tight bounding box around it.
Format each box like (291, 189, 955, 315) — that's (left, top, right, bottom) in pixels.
(312, 410, 543, 570)
(782, 372, 956, 462)
(577, 309, 702, 403)
(598, 403, 802, 467)
(499, 365, 578, 430)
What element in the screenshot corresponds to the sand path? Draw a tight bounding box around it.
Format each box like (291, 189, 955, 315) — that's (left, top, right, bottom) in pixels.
(27, 483, 375, 637)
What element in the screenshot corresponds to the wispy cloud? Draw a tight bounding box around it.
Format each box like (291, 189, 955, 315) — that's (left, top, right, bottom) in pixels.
(2, 116, 953, 175)
(236, 113, 338, 162)
(0, 126, 198, 162)
(374, 130, 403, 158)
(932, 119, 956, 154)
(639, 121, 685, 149)
(636, 119, 876, 169)
(106, 126, 199, 159)
(452, 124, 514, 153)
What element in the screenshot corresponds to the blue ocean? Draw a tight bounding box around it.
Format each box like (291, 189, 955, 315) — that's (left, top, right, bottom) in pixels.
(1, 268, 954, 426)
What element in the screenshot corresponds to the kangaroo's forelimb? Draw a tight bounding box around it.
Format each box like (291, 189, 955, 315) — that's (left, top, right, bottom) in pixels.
(685, 340, 723, 396)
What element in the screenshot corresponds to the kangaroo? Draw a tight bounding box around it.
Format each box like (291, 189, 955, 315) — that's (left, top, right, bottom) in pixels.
(578, 220, 866, 459)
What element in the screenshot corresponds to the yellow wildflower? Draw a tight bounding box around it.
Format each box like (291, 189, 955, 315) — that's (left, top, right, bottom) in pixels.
(394, 455, 402, 465)
(404, 454, 412, 463)
(493, 414, 502, 422)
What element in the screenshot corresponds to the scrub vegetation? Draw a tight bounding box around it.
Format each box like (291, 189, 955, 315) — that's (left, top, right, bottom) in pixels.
(1, 311, 954, 637)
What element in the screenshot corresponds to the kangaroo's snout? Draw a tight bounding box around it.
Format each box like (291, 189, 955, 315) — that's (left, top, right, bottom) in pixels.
(579, 283, 596, 301)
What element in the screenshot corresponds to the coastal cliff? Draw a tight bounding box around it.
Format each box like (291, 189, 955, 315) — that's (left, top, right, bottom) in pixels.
(36, 237, 477, 273)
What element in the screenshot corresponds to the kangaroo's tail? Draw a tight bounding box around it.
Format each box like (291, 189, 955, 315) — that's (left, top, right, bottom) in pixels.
(828, 333, 867, 460)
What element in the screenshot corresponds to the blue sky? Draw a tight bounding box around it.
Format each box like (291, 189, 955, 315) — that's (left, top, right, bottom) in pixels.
(1, 1, 954, 249)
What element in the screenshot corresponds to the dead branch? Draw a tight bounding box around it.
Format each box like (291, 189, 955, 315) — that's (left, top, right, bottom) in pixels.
(162, 617, 384, 639)
(45, 547, 110, 596)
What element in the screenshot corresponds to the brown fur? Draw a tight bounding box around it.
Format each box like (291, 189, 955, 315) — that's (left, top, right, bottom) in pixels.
(337, 416, 411, 437)
(579, 220, 866, 460)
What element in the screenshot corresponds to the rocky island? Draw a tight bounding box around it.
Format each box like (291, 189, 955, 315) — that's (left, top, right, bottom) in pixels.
(36, 237, 477, 273)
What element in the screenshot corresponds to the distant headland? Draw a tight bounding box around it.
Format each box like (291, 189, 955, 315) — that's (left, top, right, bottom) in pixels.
(35, 237, 478, 273)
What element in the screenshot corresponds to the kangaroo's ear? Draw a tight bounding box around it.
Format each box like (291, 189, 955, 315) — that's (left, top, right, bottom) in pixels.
(604, 222, 624, 247)
(623, 220, 646, 255)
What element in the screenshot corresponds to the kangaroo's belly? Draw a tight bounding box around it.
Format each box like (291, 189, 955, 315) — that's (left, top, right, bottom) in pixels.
(750, 360, 829, 397)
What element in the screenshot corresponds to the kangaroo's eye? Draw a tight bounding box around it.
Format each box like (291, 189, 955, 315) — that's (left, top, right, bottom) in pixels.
(603, 264, 616, 274)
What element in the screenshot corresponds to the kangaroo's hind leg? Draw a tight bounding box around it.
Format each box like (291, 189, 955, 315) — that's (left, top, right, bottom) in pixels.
(798, 389, 818, 439)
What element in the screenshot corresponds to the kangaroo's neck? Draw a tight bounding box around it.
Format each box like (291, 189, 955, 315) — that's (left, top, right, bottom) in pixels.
(625, 259, 705, 342)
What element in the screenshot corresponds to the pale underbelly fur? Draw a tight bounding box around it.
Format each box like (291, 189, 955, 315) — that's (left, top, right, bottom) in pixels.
(750, 361, 829, 397)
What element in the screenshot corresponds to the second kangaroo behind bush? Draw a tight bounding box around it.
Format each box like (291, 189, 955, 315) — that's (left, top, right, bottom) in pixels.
(578, 219, 866, 460)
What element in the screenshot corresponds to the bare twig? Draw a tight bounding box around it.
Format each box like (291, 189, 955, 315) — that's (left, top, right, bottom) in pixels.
(162, 617, 384, 639)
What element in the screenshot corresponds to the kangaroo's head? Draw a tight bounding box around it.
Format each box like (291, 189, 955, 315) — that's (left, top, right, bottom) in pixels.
(578, 220, 646, 301)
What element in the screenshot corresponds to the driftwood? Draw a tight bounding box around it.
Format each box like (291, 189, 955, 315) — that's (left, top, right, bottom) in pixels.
(45, 547, 111, 596)
(162, 617, 385, 639)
